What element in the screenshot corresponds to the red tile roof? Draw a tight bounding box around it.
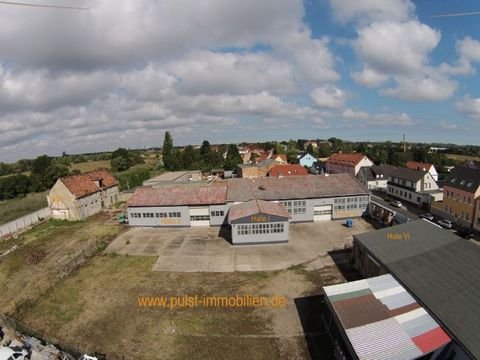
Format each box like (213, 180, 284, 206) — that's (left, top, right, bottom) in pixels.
(268, 164, 308, 177)
(327, 153, 367, 166)
(406, 161, 433, 171)
(228, 199, 289, 222)
(60, 169, 118, 198)
(128, 186, 227, 207)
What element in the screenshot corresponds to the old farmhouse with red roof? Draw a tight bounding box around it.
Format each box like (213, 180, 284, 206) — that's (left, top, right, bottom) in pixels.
(48, 169, 119, 220)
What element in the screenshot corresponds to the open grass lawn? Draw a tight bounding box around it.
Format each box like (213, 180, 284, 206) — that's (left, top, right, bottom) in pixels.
(1, 215, 346, 359)
(445, 153, 480, 162)
(69, 160, 111, 173)
(0, 191, 48, 226)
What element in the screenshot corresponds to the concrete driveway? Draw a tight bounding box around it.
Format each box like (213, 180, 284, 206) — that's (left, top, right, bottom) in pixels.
(105, 220, 374, 272)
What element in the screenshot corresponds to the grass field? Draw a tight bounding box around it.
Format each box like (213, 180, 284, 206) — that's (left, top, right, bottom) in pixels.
(0, 215, 342, 359)
(0, 191, 48, 226)
(445, 153, 480, 162)
(69, 160, 111, 173)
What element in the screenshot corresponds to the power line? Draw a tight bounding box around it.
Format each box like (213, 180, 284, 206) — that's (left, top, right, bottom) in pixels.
(0, 1, 88, 10)
(432, 11, 480, 18)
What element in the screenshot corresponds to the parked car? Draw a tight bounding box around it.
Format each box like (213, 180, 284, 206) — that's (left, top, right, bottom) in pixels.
(419, 213, 434, 221)
(437, 219, 453, 229)
(455, 228, 474, 239)
(389, 200, 402, 208)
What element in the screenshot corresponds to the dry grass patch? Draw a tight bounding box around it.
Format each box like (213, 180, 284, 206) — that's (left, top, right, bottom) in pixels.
(70, 160, 111, 173)
(0, 213, 127, 314)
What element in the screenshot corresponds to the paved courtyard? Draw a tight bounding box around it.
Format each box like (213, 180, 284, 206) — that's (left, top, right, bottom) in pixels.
(105, 219, 374, 272)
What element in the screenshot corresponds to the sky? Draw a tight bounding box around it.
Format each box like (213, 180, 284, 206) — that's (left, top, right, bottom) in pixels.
(1, 0, 480, 162)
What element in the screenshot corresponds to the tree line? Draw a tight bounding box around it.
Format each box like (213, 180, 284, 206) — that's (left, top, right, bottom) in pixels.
(161, 132, 242, 172)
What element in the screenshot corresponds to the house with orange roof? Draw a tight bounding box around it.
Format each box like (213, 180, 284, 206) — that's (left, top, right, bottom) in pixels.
(326, 153, 373, 176)
(406, 161, 438, 181)
(47, 169, 119, 220)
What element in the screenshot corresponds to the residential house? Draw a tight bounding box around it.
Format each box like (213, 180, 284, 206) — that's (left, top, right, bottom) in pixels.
(406, 161, 438, 181)
(271, 154, 287, 164)
(357, 165, 396, 191)
(298, 153, 316, 168)
(387, 167, 441, 208)
(48, 169, 119, 221)
(237, 159, 277, 179)
(434, 167, 480, 229)
(268, 164, 308, 177)
(326, 153, 373, 176)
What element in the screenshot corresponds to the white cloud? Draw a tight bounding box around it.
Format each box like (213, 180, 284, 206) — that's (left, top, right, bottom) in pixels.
(354, 21, 440, 75)
(381, 73, 457, 101)
(310, 85, 347, 108)
(342, 108, 414, 125)
(351, 67, 389, 87)
(0, 0, 344, 161)
(329, 0, 414, 25)
(456, 97, 480, 120)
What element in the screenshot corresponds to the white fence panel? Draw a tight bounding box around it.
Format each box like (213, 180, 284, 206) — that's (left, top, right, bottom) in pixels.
(0, 207, 52, 239)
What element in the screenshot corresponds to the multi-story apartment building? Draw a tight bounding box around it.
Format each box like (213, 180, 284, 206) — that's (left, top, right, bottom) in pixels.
(387, 167, 441, 208)
(441, 167, 480, 229)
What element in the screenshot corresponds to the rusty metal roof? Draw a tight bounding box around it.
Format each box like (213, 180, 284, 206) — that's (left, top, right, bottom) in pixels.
(60, 169, 118, 198)
(226, 173, 368, 202)
(324, 274, 451, 360)
(228, 199, 289, 222)
(127, 186, 227, 206)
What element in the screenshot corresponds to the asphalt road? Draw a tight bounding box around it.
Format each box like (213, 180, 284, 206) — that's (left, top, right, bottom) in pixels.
(371, 194, 423, 221)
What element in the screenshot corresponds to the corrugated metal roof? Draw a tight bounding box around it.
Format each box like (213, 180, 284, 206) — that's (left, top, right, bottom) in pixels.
(228, 199, 289, 222)
(226, 173, 368, 202)
(354, 221, 480, 359)
(127, 186, 227, 206)
(324, 274, 451, 360)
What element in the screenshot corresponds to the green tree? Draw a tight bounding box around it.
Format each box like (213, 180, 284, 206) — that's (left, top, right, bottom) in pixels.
(317, 143, 332, 157)
(200, 140, 211, 159)
(162, 132, 180, 171)
(287, 149, 298, 164)
(181, 145, 196, 170)
(306, 143, 315, 156)
(224, 144, 242, 170)
(111, 156, 130, 172)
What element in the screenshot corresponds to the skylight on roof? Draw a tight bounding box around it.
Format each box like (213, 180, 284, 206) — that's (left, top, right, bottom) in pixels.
(451, 178, 456, 183)
(460, 180, 466, 185)
(467, 182, 473, 187)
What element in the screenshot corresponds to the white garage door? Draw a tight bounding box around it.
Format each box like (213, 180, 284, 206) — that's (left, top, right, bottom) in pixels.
(313, 205, 332, 221)
(189, 207, 210, 227)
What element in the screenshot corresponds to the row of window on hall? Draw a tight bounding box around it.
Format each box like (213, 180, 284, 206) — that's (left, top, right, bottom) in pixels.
(334, 196, 369, 211)
(237, 223, 285, 235)
(130, 212, 181, 218)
